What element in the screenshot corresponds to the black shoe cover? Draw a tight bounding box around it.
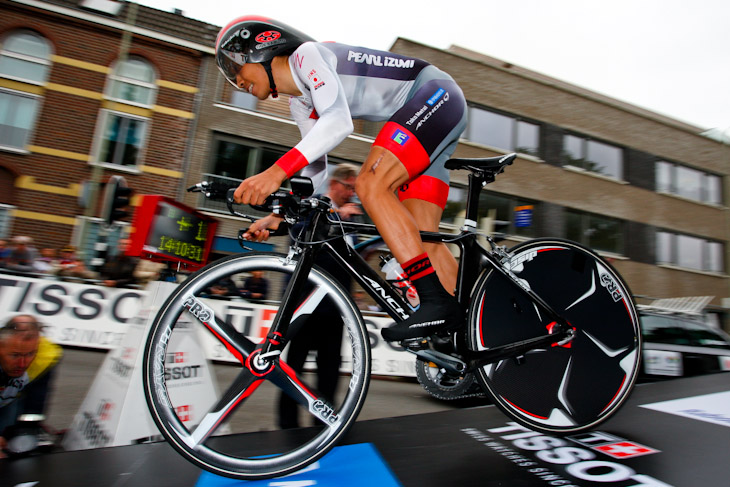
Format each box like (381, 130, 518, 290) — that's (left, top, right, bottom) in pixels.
(381, 296, 462, 342)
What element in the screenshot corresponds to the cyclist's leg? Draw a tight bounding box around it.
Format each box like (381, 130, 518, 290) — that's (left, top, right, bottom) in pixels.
(358, 149, 460, 343)
(357, 79, 466, 341)
(399, 142, 459, 296)
(356, 147, 421, 265)
(401, 186, 457, 295)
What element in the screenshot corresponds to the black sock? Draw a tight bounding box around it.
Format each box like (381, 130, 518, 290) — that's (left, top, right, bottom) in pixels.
(403, 253, 450, 302)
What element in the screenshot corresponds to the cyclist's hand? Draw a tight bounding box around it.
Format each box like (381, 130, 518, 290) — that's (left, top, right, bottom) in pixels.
(234, 165, 287, 206)
(242, 213, 284, 242)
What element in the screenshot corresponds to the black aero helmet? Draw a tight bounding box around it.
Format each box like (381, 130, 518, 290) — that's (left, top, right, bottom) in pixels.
(216, 16, 315, 98)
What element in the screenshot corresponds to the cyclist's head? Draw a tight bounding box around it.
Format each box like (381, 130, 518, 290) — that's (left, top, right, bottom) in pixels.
(216, 16, 314, 97)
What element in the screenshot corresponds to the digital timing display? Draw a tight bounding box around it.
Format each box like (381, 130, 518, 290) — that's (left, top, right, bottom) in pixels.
(143, 201, 213, 264)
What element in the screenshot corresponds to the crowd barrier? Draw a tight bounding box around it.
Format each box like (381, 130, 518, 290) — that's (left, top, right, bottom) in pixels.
(0, 272, 416, 377)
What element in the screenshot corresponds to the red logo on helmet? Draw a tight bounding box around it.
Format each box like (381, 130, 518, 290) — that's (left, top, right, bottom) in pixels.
(256, 31, 281, 43)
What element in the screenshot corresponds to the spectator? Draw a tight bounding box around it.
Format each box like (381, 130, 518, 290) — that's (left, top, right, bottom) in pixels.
(0, 239, 10, 267)
(5, 236, 39, 274)
(240, 270, 269, 300)
(0, 314, 62, 458)
(278, 163, 362, 429)
(34, 248, 60, 274)
(55, 245, 97, 281)
(99, 238, 139, 288)
(133, 258, 168, 287)
(203, 277, 240, 299)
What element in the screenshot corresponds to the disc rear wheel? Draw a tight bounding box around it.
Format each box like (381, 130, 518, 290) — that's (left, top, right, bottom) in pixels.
(468, 239, 641, 434)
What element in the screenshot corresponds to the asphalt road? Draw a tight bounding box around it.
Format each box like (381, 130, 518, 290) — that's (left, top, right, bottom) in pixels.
(43, 347, 488, 440)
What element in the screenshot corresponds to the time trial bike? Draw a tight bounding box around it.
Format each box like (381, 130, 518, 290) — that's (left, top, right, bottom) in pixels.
(142, 153, 642, 480)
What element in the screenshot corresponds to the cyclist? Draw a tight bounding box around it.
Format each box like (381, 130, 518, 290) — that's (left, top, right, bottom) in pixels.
(217, 16, 467, 341)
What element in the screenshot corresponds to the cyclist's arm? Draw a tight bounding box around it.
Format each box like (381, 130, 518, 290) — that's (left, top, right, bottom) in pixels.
(277, 43, 354, 184)
(290, 111, 328, 193)
(241, 213, 284, 242)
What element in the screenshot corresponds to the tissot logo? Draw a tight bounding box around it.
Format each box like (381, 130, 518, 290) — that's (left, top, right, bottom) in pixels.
(568, 431, 660, 459)
(462, 423, 670, 487)
(596, 442, 658, 459)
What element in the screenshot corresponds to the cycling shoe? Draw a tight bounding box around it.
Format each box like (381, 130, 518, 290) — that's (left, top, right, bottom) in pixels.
(381, 297, 463, 342)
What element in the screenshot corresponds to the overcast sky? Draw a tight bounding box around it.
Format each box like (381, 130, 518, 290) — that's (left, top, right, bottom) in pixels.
(136, 0, 730, 133)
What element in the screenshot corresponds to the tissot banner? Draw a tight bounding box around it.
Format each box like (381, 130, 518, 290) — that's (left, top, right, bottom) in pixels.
(0, 273, 415, 377)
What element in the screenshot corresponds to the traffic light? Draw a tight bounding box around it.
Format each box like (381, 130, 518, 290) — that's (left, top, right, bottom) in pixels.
(102, 175, 133, 225)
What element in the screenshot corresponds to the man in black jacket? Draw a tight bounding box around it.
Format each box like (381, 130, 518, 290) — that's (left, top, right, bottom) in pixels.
(278, 163, 362, 429)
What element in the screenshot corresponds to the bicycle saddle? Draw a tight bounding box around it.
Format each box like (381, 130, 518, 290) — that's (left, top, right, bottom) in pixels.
(445, 153, 516, 174)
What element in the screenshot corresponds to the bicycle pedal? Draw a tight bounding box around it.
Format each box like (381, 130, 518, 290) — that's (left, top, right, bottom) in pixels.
(401, 338, 429, 350)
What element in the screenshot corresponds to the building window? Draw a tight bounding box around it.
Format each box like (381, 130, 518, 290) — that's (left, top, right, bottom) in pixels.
(443, 188, 536, 238)
(0, 29, 52, 84)
(0, 30, 50, 152)
(230, 90, 258, 111)
(94, 57, 157, 167)
(656, 231, 724, 273)
(563, 134, 623, 180)
(198, 135, 287, 214)
(96, 111, 148, 167)
(465, 106, 539, 156)
(107, 56, 157, 106)
(0, 90, 40, 150)
(656, 160, 723, 205)
(0, 203, 16, 238)
(211, 135, 283, 180)
(566, 210, 624, 254)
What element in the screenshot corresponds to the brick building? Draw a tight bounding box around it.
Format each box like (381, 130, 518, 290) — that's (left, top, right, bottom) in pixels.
(0, 0, 216, 253)
(2, 2, 728, 326)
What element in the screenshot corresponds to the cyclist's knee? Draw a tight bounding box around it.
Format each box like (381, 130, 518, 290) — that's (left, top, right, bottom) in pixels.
(354, 168, 398, 203)
(356, 149, 408, 201)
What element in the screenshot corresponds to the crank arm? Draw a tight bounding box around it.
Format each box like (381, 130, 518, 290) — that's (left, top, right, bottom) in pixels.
(408, 348, 467, 375)
(465, 327, 573, 371)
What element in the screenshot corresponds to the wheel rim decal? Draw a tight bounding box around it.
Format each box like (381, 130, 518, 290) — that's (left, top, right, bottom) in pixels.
(600, 374, 626, 415)
(501, 396, 548, 420)
(203, 321, 245, 364)
(478, 293, 487, 348)
(557, 356, 574, 414)
(584, 330, 629, 358)
(279, 359, 318, 400)
(186, 378, 263, 448)
(536, 247, 566, 253)
(565, 270, 597, 310)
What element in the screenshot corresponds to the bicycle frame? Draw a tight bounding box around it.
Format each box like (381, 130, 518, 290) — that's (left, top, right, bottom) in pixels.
(258, 205, 574, 375)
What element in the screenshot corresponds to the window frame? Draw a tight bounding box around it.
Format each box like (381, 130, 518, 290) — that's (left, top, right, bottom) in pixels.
(655, 230, 725, 273)
(464, 105, 541, 156)
(655, 159, 723, 206)
(105, 56, 158, 108)
(91, 109, 150, 170)
(562, 133, 624, 180)
(0, 88, 42, 152)
(565, 209, 625, 255)
(0, 29, 52, 85)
